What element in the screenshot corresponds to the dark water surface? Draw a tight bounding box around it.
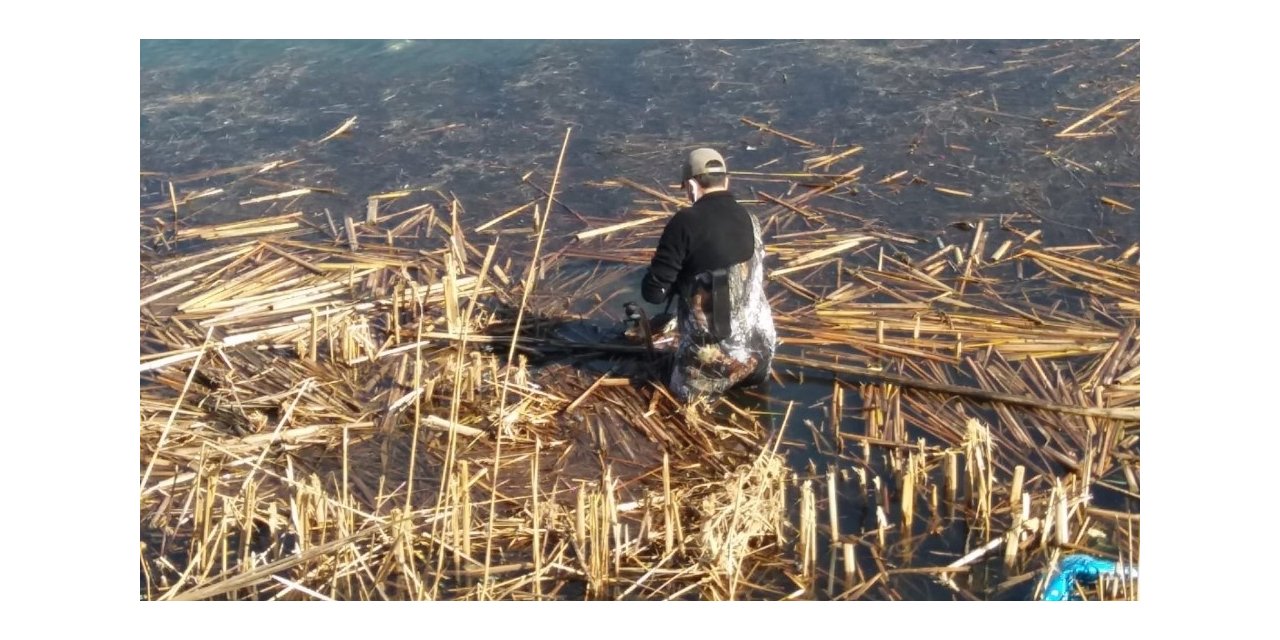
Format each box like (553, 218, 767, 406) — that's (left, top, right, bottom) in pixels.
(140, 39, 1139, 600)
(141, 39, 1138, 244)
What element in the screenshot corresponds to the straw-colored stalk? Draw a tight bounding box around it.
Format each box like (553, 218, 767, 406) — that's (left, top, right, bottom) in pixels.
(483, 128, 573, 589)
(1004, 465, 1026, 569)
(1054, 478, 1071, 548)
(828, 468, 840, 548)
(873, 475, 888, 548)
(964, 418, 993, 537)
(532, 437, 543, 599)
(842, 542, 856, 592)
(901, 452, 916, 532)
(799, 479, 817, 587)
(944, 451, 958, 507)
(663, 452, 674, 555)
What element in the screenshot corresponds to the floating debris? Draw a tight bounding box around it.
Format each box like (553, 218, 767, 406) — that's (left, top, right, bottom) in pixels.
(141, 40, 1139, 601)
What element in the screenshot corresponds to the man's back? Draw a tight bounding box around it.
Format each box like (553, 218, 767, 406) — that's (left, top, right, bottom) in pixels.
(641, 191, 755, 304)
(641, 147, 777, 401)
(640, 194, 775, 401)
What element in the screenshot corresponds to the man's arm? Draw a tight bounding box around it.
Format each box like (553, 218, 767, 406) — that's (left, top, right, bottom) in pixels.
(641, 213, 689, 304)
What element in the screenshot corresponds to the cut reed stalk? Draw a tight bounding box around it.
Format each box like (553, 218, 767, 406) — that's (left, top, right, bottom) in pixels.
(484, 127, 573, 590)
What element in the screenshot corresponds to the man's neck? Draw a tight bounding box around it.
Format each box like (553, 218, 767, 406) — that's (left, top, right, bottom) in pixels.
(693, 186, 729, 203)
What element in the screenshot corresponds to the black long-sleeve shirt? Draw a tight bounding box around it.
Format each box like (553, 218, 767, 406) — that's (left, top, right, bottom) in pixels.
(641, 191, 757, 304)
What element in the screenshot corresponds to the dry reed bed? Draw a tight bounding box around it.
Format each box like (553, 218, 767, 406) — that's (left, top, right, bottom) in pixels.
(140, 150, 792, 601)
(141, 86, 1139, 599)
(562, 104, 1139, 599)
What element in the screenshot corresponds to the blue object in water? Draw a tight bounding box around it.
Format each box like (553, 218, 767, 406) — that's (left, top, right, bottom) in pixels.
(1041, 554, 1138, 601)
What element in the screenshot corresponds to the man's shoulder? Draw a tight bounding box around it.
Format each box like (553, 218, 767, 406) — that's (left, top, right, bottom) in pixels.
(668, 206, 697, 225)
(656, 207, 694, 241)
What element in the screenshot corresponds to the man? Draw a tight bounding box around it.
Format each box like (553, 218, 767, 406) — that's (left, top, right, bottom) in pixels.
(641, 148, 777, 402)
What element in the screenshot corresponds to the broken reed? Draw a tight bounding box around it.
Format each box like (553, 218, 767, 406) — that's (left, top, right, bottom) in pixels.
(141, 211, 1138, 600)
(142, 79, 1138, 599)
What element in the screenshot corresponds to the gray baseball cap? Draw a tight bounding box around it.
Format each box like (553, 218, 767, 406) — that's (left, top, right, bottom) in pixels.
(681, 147, 728, 183)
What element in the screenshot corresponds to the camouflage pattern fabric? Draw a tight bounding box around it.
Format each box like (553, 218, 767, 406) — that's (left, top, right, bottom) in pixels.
(669, 213, 776, 401)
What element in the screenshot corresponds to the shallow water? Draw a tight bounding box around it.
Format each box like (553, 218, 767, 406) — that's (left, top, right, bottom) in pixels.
(141, 39, 1138, 243)
(140, 39, 1139, 600)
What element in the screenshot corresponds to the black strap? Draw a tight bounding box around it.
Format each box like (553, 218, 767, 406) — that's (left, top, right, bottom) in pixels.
(709, 267, 733, 340)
